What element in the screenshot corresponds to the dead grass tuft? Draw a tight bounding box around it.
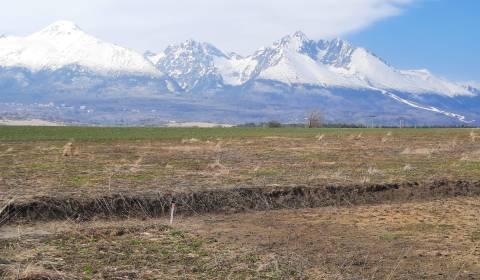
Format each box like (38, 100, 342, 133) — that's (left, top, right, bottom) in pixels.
(316, 134, 325, 141)
(129, 156, 143, 172)
(367, 167, 382, 176)
(214, 141, 223, 153)
(361, 176, 371, 184)
(207, 159, 230, 176)
(349, 133, 363, 141)
(403, 164, 413, 171)
(401, 147, 433, 156)
(437, 139, 458, 152)
(3, 264, 64, 280)
(381, 131, 393, 143)
(470, 130, 479, 143)
(62, 142, 79, 157)
(461, 149, 480, 161)
(181, 138, 200, 144)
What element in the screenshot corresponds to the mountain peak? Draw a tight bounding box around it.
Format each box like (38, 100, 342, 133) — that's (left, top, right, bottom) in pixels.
(292, 31, 308, 40)
(276, 31, 311, 52)
(183, 38, 199, 46)
(283, 31, 309, 42)
(180, 39, 217, 51)
(164, 39, 227, 60)
(0, 20, 161, 76)
(36, 20, 83, 37)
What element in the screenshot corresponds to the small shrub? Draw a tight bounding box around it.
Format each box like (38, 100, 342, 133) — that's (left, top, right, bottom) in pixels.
(83, 265, 94, 274)
(266, 121, 282, 128)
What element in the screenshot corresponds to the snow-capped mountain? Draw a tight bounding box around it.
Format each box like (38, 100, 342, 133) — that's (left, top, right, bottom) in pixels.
(0, 21, 160, 76)
(145, 31, 472, 97)
(148, 40, 226, 90)
(0, 21, 478, 126)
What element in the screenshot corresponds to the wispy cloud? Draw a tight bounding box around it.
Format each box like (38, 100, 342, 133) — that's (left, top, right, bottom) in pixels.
(0, 0, 416, 54)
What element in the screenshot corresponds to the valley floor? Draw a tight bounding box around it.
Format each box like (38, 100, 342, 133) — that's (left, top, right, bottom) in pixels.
(1, 127, 480, 202)
(1, 127, 480, 279)
(1, 197, 479, 279)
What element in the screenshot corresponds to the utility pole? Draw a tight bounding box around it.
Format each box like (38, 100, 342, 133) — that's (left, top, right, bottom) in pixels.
(368, 115, 376, 128)
(398, 117, 406, 128)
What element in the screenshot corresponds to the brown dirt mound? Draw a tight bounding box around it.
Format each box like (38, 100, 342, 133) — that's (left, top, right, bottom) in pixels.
(1, 180, 479, 226)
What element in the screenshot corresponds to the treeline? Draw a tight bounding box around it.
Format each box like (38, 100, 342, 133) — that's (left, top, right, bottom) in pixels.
(236, 122, 477, 129)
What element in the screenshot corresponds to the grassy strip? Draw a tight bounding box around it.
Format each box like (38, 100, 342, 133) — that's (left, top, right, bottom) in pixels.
(0, 126, 464, 141)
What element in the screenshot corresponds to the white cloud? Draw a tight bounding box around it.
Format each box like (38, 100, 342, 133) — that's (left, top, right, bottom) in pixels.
(0, 0, 416, 54)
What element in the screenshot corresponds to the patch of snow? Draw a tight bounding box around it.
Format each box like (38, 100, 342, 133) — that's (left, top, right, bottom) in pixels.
(145, 51, 166, 65)
(258, 47, 361, 88)
(214, 56, 257, 86)
(0, 119, 64, 126)
(166, 122, 233, 128)
(378, 89, 474, 123)
(346, 48, 472, 97)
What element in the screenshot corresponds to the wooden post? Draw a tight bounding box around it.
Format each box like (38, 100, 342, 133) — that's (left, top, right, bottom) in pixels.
(170, 202, 176, 225)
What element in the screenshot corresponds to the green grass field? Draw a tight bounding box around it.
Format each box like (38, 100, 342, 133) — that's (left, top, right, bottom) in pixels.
(0, 125, 467, 141)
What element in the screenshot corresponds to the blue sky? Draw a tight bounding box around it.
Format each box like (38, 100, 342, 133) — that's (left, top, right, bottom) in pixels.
(0, 0, 478, 83)
(347, 0, 480, 82)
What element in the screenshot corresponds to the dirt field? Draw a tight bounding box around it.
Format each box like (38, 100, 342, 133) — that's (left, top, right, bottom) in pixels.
(1, 197, 479, 279)
(1, 127, 479, 202)
(1, 127, 480, 279)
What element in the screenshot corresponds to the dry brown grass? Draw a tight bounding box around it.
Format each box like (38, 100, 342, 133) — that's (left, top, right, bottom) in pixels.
(470, 130, 479, 143)
(62, 142, 79, 157)
(381, 131, 393, 143)
(1, 264, 65, 280)
(1, 222, 301, 279)
(206, 159, 230, 176)
(181, 138, 200, 144)
(401, 147, 433, 155)
(129, 156, 144, 173)
(461, 149, 480, 161)
(2, 128, 480, 279)
(403, 164, 413, 171)
(315, 134, 325, 141)
(348, 133, 363, 141)
(366, 166, 382, 175)
(178, 197, 480, 279)
(2, 129, 480, 203)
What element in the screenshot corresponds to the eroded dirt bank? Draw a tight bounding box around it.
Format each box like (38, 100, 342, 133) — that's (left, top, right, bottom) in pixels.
(1, 180, 479, 225)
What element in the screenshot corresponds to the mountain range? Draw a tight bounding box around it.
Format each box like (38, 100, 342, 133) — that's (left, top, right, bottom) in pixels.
(0, 21, 478, 126)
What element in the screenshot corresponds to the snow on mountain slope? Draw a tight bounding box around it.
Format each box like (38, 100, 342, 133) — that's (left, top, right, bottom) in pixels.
(247, 32, 472, 97)
(461, 82, 480, 95)
(152, 40, 227, 90)
(141, 30, 473, 97)
(378, 89, 473, 123)
(213, 55, 257, 86)
(162, 31, 468, 97)
(0, 21, 160, 76)
(144, 50, 165, 65)
(2, 21, 472, 98)
(255, 32, 363, 88)
(346, 48, 472, 97)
